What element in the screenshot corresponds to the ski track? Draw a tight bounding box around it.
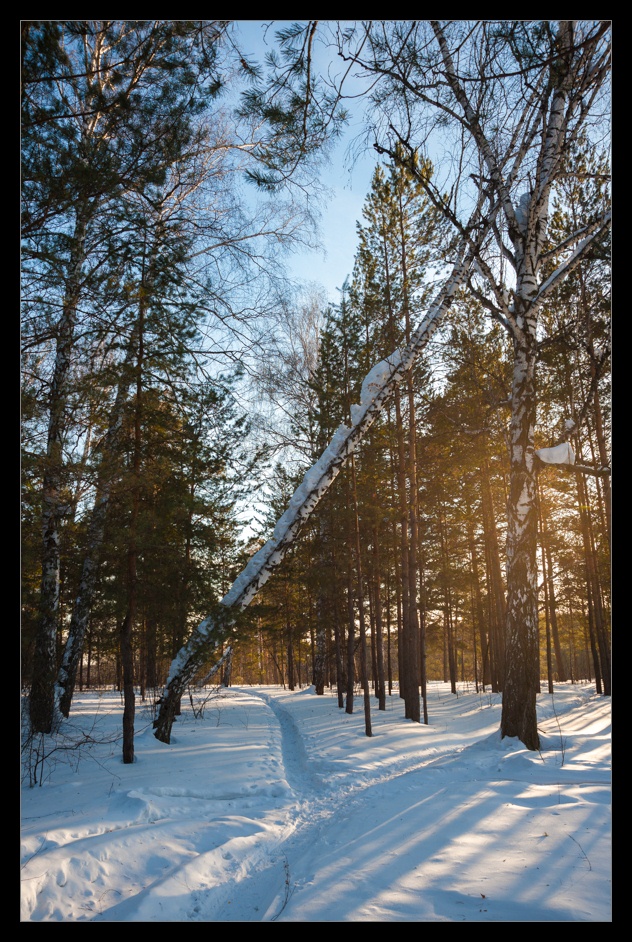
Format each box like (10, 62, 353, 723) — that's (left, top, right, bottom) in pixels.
(198, 688, 612, 922)
(190, 690, 477, 921)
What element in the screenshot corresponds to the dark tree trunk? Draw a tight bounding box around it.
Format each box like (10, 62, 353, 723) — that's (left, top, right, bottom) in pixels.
(545, 543, 566, 683)
(313, 520, 328, 695)
(286, 627, 295, 692)
(349, 454, 372, 736)
(576, 469, 610, 694)
(345, 579, 355, 715)
(540, 537, 554, 695)
(333, 601, 345, 709)
(468, 518, 490, 688)
(57, 361, 132, 717)
(480, 462, 506, 692)
(439, 508, 457, 695)
(372, 529, 386, 711)
(392, 389, 411, 706)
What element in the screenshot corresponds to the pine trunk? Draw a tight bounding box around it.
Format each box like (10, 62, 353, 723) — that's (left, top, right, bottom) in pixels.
(57, 362, 132, 717)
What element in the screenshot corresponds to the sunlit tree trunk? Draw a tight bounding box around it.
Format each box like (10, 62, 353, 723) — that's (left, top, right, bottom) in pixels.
(575, 469, 610, 695)
(349, 454, 372, 736)
(500, 303, 541, 749)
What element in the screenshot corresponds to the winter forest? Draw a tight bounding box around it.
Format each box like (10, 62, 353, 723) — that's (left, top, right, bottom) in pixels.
(21, 18, 610, 802)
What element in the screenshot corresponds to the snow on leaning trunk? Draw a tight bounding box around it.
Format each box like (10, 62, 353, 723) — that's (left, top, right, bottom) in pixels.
(535, 442, 575, 465)
(153, 246, 474, 744)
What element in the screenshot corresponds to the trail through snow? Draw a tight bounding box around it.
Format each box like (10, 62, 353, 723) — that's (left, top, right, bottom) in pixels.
(21, 682, 611, 922)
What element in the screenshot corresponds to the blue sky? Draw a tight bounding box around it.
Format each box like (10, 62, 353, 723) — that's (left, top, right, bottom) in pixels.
(234, 20, 378, 302)
(290, 146, 377, 301)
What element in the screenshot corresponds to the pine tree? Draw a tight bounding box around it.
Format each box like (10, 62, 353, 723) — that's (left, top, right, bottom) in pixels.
(23, 20, 229, 734)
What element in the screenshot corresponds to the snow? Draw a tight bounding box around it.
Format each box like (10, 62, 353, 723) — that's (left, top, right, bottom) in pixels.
(360, 351, 403, 405)
(21, 681, 611, 922)
(535, 443, 576, 465)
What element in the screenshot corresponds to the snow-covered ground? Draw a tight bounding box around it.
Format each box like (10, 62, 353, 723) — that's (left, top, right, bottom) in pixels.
(21, 681, 611, 922)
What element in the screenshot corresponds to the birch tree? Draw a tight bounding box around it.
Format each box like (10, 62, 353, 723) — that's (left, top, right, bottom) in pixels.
(153, 20, 611, 750)
(330, 19, 611, 749)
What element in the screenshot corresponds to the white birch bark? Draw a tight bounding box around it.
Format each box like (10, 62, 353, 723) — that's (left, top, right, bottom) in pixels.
(499, 22, 611, 748)
(426, 19, 611, 750)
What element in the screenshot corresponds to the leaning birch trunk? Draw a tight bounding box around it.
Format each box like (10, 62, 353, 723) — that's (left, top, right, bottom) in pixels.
(153, 243, 474, 743)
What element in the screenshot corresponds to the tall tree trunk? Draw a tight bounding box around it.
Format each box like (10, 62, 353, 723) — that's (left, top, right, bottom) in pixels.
(286, 621, 295, 691)
(345, 577, 355, 715)
(583, 584, 602, 694)
(468, 517, 490, 688)
(372, 527, 386, 711)
(536, 479, 568, 686)
(393, 388, 411, 705)
(399, 186, 421, 723)
(349, 454, 372, 736)
(439, 507, 457, 695)
(417, 544, 429, 723)
(57, 358, 133, 716)
(480, 462, 506, 692)
(313, 518, 328, 695)
(29, 209, 89, 733)
(540, 532, 554, 695)
(404, 378, 421, 721)
(544, 542, 566, 683)
(386, 561, 394, 696)
(120, 289, 147, 765)
(575, 468, 610, 694)
(145, 617, 158, 691)
(579, 268, 611, 550)
(500, 323, 540, 749)
(333, 597, 345, 709)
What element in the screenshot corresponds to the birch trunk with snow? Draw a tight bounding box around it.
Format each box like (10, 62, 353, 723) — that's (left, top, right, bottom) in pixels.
(153, 246, 473, 743)
(426, 20, 611, 750)
(497, 25, 611, 748)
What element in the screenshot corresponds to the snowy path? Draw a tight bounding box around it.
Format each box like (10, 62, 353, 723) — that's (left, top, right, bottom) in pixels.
(21, 683, 611, 922)
(194, 687, 356, 921)
(249, 688, 325, 797)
